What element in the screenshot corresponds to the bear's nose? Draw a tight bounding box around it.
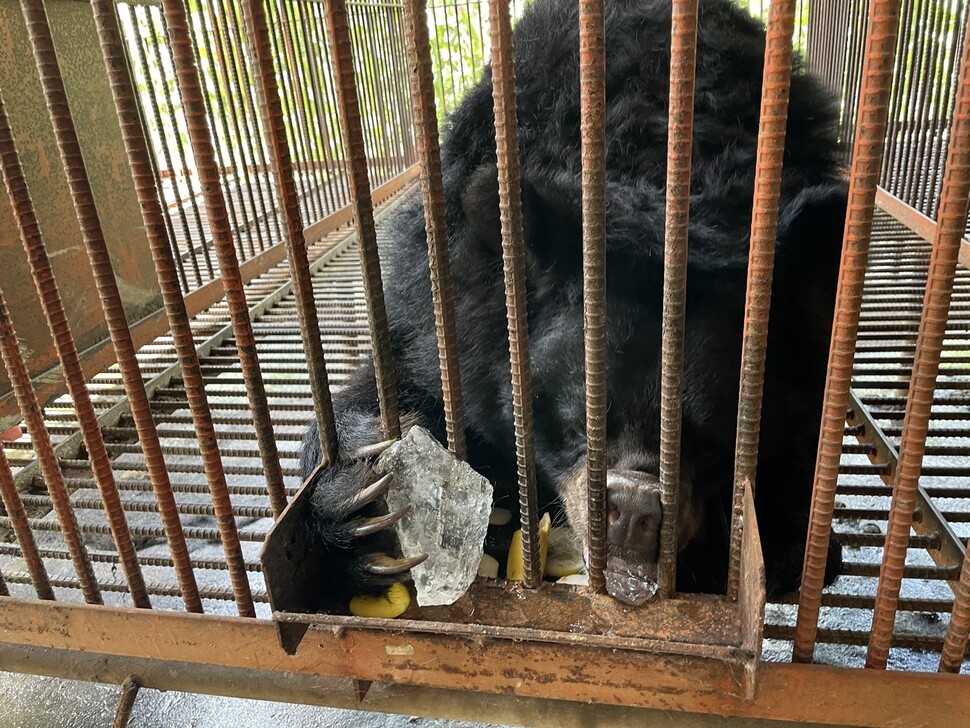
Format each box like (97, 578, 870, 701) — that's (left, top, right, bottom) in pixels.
(606, 471, 662, 560)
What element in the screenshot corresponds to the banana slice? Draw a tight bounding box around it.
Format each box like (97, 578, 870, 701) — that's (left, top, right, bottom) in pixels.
(506, 512, 552, 581)
(349, 582, 411, 618)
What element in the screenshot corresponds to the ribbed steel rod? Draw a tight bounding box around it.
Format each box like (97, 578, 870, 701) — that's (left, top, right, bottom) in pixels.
(792, 0, 903, 664)
(866, 7, 970, 671)
(0, 85, 149, 608)
(321, 0, 401, 441)
(21, 0, 198, 612)
(579, 0, 608, 593)
(0, 370, 53, 601)
(0, 286, 100, 603)
(658, 0, 699, 599)
(488, 0, 540, 589)
(158, 0, 287, 525)
(401, 0, 466, 458)
(727, 0, 799, 601)
(241, 0, 340, 468)
(90, 0, 255, 616)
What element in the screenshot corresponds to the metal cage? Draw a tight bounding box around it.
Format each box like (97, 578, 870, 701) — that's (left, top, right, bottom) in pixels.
(0, 0, 967, 725)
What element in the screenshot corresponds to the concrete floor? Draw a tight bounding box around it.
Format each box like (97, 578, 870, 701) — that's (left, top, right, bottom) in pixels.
(0, 670, 863, 728)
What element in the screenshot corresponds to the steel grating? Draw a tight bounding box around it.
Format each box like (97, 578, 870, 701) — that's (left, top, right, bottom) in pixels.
(0, 194, 968, 669)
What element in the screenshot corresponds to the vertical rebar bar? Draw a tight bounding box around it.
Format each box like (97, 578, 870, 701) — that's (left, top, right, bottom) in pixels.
(401, 0, 466, 458)
(111, 676, 140, 728)
(242, 0, 340, 468)
(143, 6, 217, 279)
(792, 0, 903, 664)
(579, 0, 607, 593)
(488, 0, 540, 588)
(940, 538, 970, 671)
(0, 436, 54, 600)
(866, 8, 970, 670)
(658, 0, 699, 599)
(727, 0, 799, 601)
(90, 0, 256, 617)
(321, 0, 401, 441)
(158, 0, 288, 526)
(0, 245, 100, 605)
(21, 0, 202, 612)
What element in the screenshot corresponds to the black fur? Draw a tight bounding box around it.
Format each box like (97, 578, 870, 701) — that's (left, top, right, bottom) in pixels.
(300, 0, 846, 600)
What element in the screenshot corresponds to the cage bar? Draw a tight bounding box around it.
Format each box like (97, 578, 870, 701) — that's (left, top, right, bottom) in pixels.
(658, 0, 699, 599)
(241, 0, 340, 470)
(0, 79, 149, 609)
(792, 0, 903, 664)
(726, 0, 799, 600)
(488, 0, 540, 588)
(20, 0, 203, 613)
(579, 0, 608, 593)
(322, 0, 401, 441)
(89, 0, 256, 616)
(400, 0, 466, 457)
(158, 0, 287, 525)
(111, 675, 140, 728)
(865, 5, 970, 670)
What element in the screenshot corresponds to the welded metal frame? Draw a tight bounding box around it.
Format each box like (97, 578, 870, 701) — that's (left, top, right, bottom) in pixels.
(0, 0, 969, 724)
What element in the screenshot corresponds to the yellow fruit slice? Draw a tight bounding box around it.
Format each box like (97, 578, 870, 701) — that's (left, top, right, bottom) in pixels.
(506, 512, 552, 581)
(349, 582, 411, 618)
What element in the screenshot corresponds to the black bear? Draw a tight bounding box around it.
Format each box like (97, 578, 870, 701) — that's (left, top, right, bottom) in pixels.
(300, 0, 846, 601)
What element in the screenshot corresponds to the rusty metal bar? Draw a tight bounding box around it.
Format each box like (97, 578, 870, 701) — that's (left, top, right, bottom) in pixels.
(143, 6, 218, 280)
(0, 440, 53, 601)
(941, 543, 970, 671)
(305, 1, 352, 208)
(158, 0, 287, 526)
(866, 9, 970, 670)
(241, 0, 339, 469)
(21, 0, 201, 613)
(658, 0, 699, 599)
(111, 676, 140, 728)
(204, 0, 268, 254)
(217, 0, 283, 244)
(0, 279, 100, 603)
(727, 0, 799, 600)
(792, 0, 903, 664)
(89, 0, 256, 615)
(298, 1, 341, 214)
(488, 0, 539, 588)
(279, 0, 326, 221)
(264, 0, 317, 221)
(0, 83, 149, 613)
(579, 0, 607, 593)
(322, 0, 401, 441)
(192, 3, 255, 260)
(401, 0, 466, 457)
(0, 308, 53, 602)
(125, 4, 206, 289)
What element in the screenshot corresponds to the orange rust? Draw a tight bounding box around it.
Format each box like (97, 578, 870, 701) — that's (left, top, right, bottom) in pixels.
(727, 0, 799, 600)
(869, 3, 970, 670)
(793, 0, 903, 664)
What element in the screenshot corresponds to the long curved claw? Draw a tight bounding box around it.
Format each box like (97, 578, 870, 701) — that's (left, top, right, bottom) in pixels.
(350, 504, 412, 538)
(353, 439, 396, 460)
(347, 473, 394, 513)
(360, 552, 428, 576)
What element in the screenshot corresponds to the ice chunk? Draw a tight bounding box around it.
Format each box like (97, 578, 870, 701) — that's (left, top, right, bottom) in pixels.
(605, 564, 659, 606)
(374, 426, 493, 607)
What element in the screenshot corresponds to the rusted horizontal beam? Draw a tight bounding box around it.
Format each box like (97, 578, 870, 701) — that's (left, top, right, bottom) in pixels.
(0, 597, 966, 727)
(874, 187, 970, 268)
(0, 164, 418, 430)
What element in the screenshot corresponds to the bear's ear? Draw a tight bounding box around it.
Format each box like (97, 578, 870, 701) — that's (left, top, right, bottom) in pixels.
(461, 163, 504, 249)
(460, 163, 572, 251)
(775, 180, 849, 266)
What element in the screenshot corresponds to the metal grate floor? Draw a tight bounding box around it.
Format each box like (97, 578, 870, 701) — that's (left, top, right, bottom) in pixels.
(1, 194, 967, 670)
